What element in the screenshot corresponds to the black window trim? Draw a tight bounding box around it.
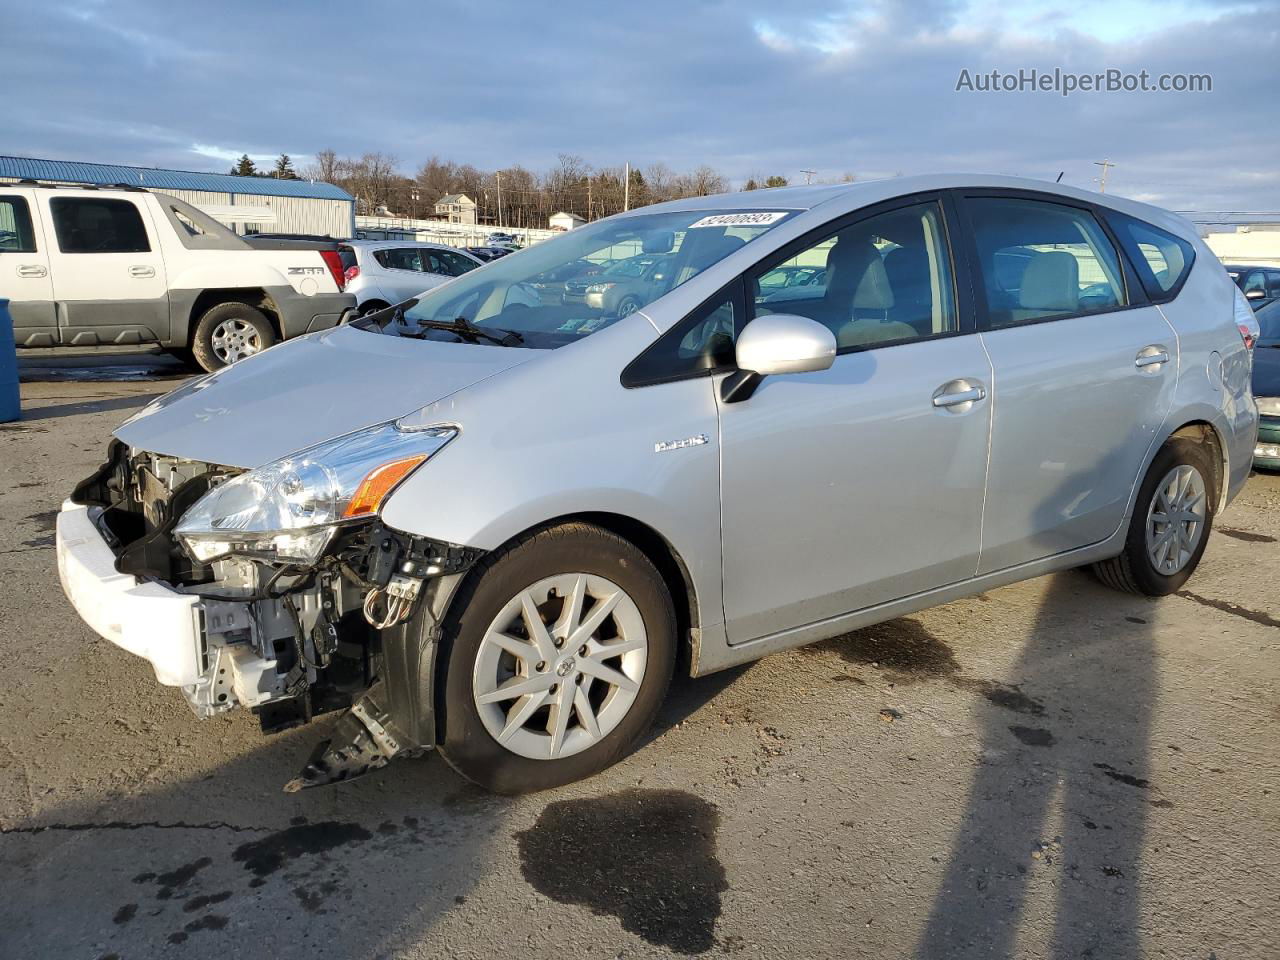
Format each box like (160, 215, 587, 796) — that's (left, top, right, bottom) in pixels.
(620, 276, 747, 388)
(1101, 208, 1197, 304)
(0, 193, 38, 253)
(951, 187, 1153, 333)
(48, 195, 152, 255)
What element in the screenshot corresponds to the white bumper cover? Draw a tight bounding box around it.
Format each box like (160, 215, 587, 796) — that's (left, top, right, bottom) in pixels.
(56, 501, 204, 687)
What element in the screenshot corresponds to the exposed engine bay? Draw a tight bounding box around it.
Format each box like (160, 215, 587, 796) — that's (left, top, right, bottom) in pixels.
(70, 441, 483, 788)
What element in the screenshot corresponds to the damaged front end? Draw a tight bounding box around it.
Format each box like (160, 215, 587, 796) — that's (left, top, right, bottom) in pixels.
(70, 434, 482, 790)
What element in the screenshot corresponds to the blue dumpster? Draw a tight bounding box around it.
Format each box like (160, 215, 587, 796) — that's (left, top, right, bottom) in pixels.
(0, 298, 19, 422)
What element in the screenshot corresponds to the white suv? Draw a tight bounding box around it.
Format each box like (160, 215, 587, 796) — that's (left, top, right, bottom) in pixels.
(339, 240, 482, 315)
(0, 183, 353, 370)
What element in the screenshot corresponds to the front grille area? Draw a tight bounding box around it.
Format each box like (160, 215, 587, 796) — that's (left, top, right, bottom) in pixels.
(72, 440, 241, 585)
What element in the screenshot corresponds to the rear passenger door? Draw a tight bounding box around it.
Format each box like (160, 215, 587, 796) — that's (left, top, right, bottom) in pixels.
(956, 191, 1181, 574)
(38, 194, 169, 345)
(0, 192, 56, 345)
(375, 247, 448, 301)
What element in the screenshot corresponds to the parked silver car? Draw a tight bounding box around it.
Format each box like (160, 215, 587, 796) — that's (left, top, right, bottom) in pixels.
(339, 240, 482, 315)
(57, 174, 1258, 794)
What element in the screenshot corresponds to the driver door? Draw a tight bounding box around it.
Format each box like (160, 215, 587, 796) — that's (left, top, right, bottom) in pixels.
(717, 196, 993, 643)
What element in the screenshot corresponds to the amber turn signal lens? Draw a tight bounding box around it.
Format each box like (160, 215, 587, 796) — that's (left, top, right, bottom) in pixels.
(344, 455, 429, 518)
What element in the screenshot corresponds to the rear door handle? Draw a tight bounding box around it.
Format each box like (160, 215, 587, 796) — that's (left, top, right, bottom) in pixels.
(129, 265, 155, 278)
(932, 379, 987, 410)
(16, 264, 47, 278)
(1135, 346, 1170, 368)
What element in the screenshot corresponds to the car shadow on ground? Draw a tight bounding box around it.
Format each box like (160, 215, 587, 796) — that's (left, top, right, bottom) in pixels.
(15, 392, 165, 422)
(916, 572, 1157, 959)
(0, 644, 750, 958)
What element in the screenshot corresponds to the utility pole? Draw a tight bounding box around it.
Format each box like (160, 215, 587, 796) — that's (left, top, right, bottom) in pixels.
(623, 161, 630, 212)
(1093, 158, 1115, 193)
(495, 171, 504, 227)
(587, 178, 593, 221)
(800, 169, 817, 185)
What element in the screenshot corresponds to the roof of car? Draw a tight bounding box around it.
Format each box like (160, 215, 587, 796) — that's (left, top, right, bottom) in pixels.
(620, 173, 1195, 237)
(344, 239, 462, 251)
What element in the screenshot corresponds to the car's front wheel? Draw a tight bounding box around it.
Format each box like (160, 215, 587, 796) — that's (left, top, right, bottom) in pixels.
(437, 523, 676, 793)
(1092, 437, 1216, 595)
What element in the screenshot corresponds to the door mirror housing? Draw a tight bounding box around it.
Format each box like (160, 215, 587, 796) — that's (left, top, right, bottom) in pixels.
(722, 313, 837, 403)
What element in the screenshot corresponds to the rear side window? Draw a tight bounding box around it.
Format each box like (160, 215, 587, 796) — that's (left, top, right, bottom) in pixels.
(0, 196, 37, 252)
(965, 197, 1127, 327)
(50, 197, 150, 253)
(1105, 211, 1195, 300)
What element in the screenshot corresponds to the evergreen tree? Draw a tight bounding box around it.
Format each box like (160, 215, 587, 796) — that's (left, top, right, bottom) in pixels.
(272, 154, 299, 179)
(764, 175, 789, 188)
(230, 154, 257, 177)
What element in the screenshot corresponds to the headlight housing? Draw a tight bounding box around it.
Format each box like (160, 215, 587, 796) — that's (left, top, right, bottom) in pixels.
(1257, 397, 1280, 417)
(174, 421, 456, 565)
(585, 282, 616, 294)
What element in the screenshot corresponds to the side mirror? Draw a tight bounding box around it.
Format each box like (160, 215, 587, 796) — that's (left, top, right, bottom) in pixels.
(1245, 288, 1266, 300)
(722, 314, 837, 403)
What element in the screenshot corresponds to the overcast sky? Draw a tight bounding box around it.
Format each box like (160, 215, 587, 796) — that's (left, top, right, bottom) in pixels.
(5, 0, 1277, 212)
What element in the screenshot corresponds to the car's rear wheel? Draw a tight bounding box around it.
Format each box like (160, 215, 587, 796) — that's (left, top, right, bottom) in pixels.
(358, 300, 391, 317)
(191, 302, 276, 371)
(437, 523, 676, 793)
(1092, 437, 1215, 596)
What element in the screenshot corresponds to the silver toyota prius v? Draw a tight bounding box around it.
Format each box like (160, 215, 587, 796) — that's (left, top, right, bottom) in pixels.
(57, 175, 1259, 793)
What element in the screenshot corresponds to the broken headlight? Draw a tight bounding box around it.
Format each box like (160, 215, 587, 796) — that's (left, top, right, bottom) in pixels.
(174, 421, 457, 565)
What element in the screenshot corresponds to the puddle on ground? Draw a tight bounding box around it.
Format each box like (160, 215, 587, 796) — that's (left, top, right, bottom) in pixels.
(517, 789, 727, 955)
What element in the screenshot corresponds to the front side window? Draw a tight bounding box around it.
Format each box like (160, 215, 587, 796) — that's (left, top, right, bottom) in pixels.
(967, 197, 1127, 326)
(378, 208, 794, 350)
(427, 250, 480, 277)
(0, 196, 37, 253)
(50, 197, 150, 254)
(1105, 211, 1195, 299)
(751, 201, 957, 350)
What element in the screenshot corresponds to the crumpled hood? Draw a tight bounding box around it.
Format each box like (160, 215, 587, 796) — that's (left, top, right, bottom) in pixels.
(115, 324, 532, 468)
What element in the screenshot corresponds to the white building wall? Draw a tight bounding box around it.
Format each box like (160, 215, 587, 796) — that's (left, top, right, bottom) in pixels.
(1204, 229, 1280, 268)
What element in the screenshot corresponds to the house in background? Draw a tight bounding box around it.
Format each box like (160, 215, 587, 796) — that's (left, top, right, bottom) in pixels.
(549, 210, 586, 231)
(434, 193, 477, 224)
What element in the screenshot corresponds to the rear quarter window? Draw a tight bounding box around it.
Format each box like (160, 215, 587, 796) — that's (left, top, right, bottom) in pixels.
(1105, 211, 1196, 301)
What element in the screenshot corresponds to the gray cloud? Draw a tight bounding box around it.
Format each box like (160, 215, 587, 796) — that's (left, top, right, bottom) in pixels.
(3, 0, 1276, 211)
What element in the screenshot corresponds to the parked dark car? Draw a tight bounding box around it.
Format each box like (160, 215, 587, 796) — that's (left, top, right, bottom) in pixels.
(1253, 299, 1280, 470)
(1226, 263, 1280, 309)
(465, 246, 514, 262)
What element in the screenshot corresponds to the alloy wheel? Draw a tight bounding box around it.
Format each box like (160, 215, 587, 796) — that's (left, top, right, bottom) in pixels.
(1145, 464, 1207, 575)
(210, 317, 263, 364)
(472, 573, 648, 760)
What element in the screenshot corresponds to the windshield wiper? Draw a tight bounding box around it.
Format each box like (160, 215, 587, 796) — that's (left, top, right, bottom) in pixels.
(413, 314, 524, 347)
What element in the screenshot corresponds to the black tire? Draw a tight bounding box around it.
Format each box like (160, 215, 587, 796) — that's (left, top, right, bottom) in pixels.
(358, 300, 391, 317)
(162, 346, 198, 368)
(436, 522, 676, 794)
(191, 302, 276, 372)
(1092, 437, 1216, 596)
(615, 297, 640, 318)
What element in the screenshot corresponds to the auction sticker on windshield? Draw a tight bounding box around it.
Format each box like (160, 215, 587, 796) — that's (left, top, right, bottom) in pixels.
(688, 211, 790, 228)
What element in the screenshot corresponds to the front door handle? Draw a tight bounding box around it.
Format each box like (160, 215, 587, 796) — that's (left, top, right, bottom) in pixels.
(932, 379, 987, 411)
(1135, 346, 1170, 368)
(129, 265, 155, 278)
(16, 264, 47, 278)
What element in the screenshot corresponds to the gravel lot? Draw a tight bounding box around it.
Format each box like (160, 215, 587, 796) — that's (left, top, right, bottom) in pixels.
(2, 352, 1277, 959)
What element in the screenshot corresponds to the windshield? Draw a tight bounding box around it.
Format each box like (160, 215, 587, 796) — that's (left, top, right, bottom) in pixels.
(375, 208, 793, 349)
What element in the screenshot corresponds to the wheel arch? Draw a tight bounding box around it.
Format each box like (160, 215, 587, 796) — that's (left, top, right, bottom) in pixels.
(1165, 418, 1228, 513)
(443, 511, 703, 675)
(188, 288, 282, 343)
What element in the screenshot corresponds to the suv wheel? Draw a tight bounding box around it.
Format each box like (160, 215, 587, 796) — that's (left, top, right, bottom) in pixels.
(437, 523, 676, 793)
(192, 302, 276, 371)
(1092, 437, 1215, 596)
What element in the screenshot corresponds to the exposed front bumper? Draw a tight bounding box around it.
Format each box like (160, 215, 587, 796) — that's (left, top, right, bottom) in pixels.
(56, 501, 203, 687)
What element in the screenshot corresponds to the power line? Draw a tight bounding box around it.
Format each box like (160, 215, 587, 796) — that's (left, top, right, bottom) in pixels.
(1093, 158, 1115, 193)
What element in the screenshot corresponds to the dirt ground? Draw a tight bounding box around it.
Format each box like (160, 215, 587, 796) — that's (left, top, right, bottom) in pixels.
(1, 352, 1277, 959)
